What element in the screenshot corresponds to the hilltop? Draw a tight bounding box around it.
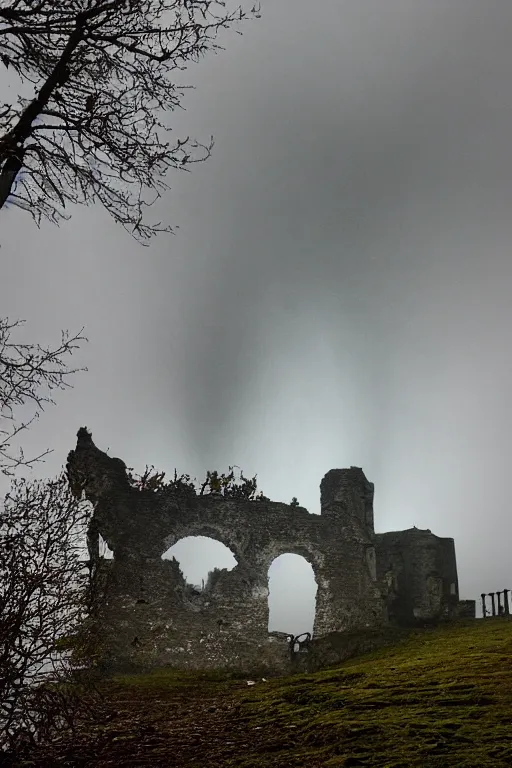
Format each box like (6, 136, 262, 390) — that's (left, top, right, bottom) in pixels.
(20, 618, 512, 767)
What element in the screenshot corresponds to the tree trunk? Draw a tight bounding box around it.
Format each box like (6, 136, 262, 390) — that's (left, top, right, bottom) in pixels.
(0, 147, 25, 209)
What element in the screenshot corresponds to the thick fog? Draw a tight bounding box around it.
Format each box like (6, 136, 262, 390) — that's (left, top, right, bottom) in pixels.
(2, 2, 512, 631)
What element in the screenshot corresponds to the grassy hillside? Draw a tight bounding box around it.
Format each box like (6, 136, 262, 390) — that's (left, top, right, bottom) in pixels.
(21, 618, 512, 767)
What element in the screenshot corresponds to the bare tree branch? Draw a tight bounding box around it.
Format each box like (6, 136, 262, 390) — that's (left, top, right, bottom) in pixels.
(0, 473, 95, 756)
(0, 317, 87, 476)
(0, 0, 261, 243)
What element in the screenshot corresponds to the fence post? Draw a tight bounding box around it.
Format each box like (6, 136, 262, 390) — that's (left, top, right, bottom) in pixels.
(504, 589, 510, 615)
(489, 592, 496, 616)
(481, 593, 487, 617)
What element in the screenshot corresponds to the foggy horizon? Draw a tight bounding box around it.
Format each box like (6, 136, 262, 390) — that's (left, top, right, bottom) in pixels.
(3, 1, 512, 632)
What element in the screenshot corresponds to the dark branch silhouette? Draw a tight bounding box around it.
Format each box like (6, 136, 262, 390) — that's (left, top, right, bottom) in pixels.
(0, 317, 86, 476)
(0, 473, 95, 756)
(0, 0, 260, 243)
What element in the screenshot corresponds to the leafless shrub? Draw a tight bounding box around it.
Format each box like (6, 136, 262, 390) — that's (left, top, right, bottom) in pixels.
(0, 0, 260, 242)
(0, 472, 95, 756)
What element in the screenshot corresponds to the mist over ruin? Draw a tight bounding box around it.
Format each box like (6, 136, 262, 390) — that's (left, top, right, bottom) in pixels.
(3, 2, 512, 630)
(63, 427, 471, 673)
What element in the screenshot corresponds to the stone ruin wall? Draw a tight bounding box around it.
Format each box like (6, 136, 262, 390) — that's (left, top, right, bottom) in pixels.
(375, 528, 460, 625)
(66, 428, 471, 674)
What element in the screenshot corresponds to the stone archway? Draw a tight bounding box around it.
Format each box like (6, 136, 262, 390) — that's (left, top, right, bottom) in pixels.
(162, 535, 237, 591)
(161, 522, 246, 566)
(66, 427, 394, 671)
(98, 533, 114, 559)
(256, 542, 331, 638)
(267, 553, 318, 636)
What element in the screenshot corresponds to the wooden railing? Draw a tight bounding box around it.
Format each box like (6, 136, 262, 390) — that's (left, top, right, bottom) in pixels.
(480, 590, 510, 617)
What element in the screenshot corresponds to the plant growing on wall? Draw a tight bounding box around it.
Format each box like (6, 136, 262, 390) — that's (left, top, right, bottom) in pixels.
(126, 465, 196, 494)
(127, 463, 270, 500)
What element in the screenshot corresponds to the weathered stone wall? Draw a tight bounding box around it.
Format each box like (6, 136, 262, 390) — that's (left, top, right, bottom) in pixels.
(67, 430, 386, 673)
(374, 528, 459, 625)
(292, 625, 414, 674)
(457, 600, 476, 619)
(67, 428, 464, 674)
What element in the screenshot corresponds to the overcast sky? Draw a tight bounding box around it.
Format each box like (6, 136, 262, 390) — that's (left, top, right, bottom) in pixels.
(2, 1, 512, 632)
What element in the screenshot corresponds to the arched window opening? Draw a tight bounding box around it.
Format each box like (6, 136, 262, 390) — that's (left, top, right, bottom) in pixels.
(267, 553, 317, 637)
(99, 534, 114, 559)
(162, 536, 237, 591)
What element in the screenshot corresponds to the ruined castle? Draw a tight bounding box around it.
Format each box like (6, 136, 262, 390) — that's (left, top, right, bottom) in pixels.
(66, 427, 474, 674)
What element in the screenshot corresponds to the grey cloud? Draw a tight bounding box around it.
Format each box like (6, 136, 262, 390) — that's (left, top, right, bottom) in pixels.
(2, 2, 512, 630)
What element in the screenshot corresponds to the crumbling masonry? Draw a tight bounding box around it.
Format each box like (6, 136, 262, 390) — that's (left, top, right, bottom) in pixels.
(66, 428, 471, 673)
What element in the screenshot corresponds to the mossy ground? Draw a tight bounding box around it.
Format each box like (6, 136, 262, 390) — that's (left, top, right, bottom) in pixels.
(20, 618, 512, 767)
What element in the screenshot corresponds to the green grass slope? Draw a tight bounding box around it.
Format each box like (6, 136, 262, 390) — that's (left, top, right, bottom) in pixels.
(23, 618, 512, 767)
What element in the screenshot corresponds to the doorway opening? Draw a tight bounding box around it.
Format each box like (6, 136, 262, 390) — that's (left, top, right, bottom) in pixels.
(267, 553, 317, 636)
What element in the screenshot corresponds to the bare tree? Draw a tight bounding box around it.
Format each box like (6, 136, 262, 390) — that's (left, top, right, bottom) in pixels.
(0, 317, 86, 477)
(0, 0, 260, 243)
(0, 472, 94, 756)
